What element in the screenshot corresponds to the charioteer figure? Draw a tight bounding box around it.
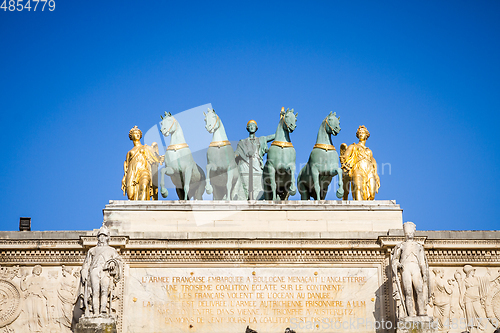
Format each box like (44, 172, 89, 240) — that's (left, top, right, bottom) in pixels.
(235, 120, 274, 200)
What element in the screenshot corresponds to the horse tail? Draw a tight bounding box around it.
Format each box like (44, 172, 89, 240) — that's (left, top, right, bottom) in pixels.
(197, 164, 206, 183)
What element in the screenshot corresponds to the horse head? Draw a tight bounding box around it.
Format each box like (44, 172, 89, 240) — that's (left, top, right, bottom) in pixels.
(325, 111, 341, 136)
(281, 108, 298, 133)
(203, 108, 220, 133)
(160, 111, 176, 137)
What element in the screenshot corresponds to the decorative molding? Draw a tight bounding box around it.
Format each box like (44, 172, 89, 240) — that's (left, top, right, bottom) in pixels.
(80, 236, 129, 248)
(378, 236, 427, 248)
(0, 250, 86, 264)
(121, 249, 386, 263)
(427, 249, 500, 264)
(126, 238, 381, 250)
(426, 239, 500, 249)
(0, 240, 81, 250)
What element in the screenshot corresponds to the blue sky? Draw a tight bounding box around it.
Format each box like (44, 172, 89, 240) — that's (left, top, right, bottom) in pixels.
(0, 1, 499, 231)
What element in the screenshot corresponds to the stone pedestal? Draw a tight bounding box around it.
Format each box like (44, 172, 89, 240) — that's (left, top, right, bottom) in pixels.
(396, 316, 436, 333)
(75, 316, 117, 333)
(103, 200, 403, 234)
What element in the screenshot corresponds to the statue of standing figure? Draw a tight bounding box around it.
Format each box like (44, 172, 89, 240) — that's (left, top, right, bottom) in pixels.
(391, 222, 430, 318)
(430, 267, 453, 332)
(121, 126, 162, 200)
(79, 225, 122, 318)
(57, 265, 79, 331)
(340, 125, 380, 200)
(235, 120, 275, 200)
(20, 265, 49, 333)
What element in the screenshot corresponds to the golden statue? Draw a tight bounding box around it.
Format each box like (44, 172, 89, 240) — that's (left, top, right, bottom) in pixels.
(121, 126, 162, 200)
(340, 125, 380, 200)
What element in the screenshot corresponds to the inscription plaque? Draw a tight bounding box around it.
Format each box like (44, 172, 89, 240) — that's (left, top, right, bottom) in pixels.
(124, 267, 381, 333)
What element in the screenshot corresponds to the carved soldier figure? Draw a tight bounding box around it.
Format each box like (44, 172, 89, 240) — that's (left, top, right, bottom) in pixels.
(121, 126, 162, 200)
(80, 225, 122, 317)
(391, 222, 430, 318)
(235, 120, 274, 200)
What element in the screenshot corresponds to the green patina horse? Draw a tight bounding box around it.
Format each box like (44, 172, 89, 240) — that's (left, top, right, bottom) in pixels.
(297, 112, 344, 200)
(159, 112, 206, 200)
(263, 108, 298, 200)
(204, 108, 245, 200)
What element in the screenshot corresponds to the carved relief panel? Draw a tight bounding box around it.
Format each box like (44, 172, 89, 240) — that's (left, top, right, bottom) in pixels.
(429, 265, 500, 333)
(0, 265, 81, 333)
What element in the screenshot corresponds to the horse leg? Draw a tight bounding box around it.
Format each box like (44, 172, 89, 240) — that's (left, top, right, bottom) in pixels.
(183, 167, 193, 200)
(336, 167, 344, 199)
(194, 165, 205, 200)
(225, 167, 235, 200)
(268, 165, 278, 200)
(176, 188, 185, 200)
(159, 167, 169, 198)
(205, 163, 214, 195)
(311, 166, 321, 201)
(213, 185, 222, 200)
(297, 167, 309, 200)
(342, 174, 350, 200)
(194, 184, 203, 200)
(288, 163, 297, 196)
(320, 188, 327, 200)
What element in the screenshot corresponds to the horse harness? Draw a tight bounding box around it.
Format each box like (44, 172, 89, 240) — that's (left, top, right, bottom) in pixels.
(167, 143, 189, 151)
(271, 141, 294, 148)
(280, 111, 294, 133)
(166, 117, 178, 134)
(313, 143, 336, 151)
(209, 140, 231, 148)
(271, 112, 295, 149)
(209, 114, 221, 133)
(325, 116, 336, 134)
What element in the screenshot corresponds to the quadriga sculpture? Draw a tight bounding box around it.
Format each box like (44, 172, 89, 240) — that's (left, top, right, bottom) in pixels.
(297, 112, 344, 200)
(204, 108, 245, 200)
(263, 107, 298, 200)
(159, 112, 206, 200)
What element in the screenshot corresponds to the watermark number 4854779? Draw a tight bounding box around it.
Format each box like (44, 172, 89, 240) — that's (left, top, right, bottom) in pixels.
(1, 0, 55, 11)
